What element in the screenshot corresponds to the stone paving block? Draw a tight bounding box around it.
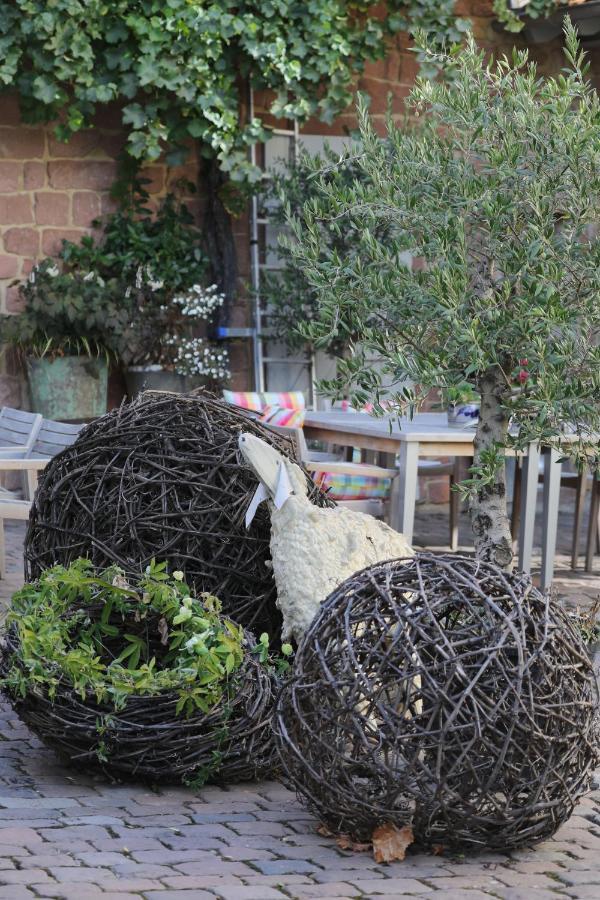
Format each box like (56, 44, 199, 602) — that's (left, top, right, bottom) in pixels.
(291, 882, 360, 897)
(495, 870, 566, 889)
(0, 827, 42, 845)
(109, 863, 179, 879)
(160, 874, 247, 889)
(219, 846, 277, 861)
(352, 878, 431, 895)
(129, 848, 218, 866)
(0, 868, 55, 884)
(215, 887, 290, 899)
(241, 874, 314, 887)
(253, 860, 322, 876)
(33, 885, 105, 898)
(144, 892, 214, 900)
(173, 860, 255, 877)
(227, 821, 292, 837)
(423, 875, 507, 890)
(91, 837, 165, 853)
(39, 825, 112, 842)
(492, 890, 569, 899)
(555, 869, 600, 885)
(0, 797, 81, 809)
(0, 888, 35, 899)
(313, 869, 385, 884)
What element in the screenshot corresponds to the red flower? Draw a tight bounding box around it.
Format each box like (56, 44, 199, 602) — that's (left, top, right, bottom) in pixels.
(519, 358, 528, 366)
(518, 369, 529, 384)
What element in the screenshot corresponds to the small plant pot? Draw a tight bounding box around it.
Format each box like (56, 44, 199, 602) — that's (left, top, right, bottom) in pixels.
(495, 0, 600, 44)
(27, 355, 108, 421)
(447, 402, 480, 429)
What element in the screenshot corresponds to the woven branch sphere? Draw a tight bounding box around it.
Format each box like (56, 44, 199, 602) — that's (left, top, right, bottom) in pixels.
(275, 554, 599, 851)
(25, 391, 330, 641)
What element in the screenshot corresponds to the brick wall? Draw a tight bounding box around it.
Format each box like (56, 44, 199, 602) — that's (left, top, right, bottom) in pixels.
(1, 2, 598, 501)
(0, 94, 206, 407)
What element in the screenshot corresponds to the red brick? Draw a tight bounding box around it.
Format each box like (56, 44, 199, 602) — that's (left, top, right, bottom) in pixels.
(3, 227, 39, 257)
(23, 162, 46, 190)
(0, 255, 19, 278)
(41, 229, 84, 256)
(72, 192, 101, 226)
(0, 194, 33, 224)
(5, 285, 24, 313)
(0, 93, 23, 126)
(35, 192, 70, 226)
(20, 258, 36, 277)
(0, 163, 20, 193)
(0, 127, 45, 159)
(48, 160, 117, 191)
(356, 78, 410, 115)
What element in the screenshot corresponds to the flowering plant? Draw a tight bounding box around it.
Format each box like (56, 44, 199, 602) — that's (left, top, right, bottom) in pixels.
(0, 259, 128, 359)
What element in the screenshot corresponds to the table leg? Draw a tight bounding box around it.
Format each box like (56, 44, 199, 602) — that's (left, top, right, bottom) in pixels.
(518, 442, 540, 573)
(540, 448, 561, 591)
(390, 442, 419, 543)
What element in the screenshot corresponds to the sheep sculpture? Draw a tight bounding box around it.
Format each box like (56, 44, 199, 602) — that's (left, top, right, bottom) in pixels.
(239, 433, 413, 642)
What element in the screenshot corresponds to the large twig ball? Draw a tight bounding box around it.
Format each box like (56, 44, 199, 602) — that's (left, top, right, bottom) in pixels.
(25, 391, 331, 641)
(275, 554, 599, 851)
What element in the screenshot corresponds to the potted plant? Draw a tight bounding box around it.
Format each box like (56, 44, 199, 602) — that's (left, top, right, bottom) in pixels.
(445, 384, 481, 430)
(0, 559, 284, 784)
(494, 0, 600, 43)
(63, 192, 230, 396)
(0, 260, 126, 420)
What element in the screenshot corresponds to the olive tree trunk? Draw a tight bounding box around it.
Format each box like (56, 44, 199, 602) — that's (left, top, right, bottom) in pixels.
(470, 368, 513, 569)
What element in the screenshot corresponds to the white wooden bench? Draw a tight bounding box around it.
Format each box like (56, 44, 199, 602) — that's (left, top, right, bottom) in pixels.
(0, 411, 83, 577)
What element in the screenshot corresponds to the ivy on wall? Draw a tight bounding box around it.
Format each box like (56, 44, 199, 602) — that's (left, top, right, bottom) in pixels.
(0, 1, 468, 180)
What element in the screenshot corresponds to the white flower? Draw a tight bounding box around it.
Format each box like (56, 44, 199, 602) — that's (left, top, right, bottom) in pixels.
(173, 570, 184, 581)
(46, 265, 60, 278)
(83, 271, 95, 282)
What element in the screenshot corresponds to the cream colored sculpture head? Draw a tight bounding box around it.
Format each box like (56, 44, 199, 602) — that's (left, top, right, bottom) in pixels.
(238, 432, 308, 500)
(239, 432, 413, 643)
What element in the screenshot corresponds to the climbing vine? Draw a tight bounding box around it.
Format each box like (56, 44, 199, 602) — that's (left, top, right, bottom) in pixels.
(0, 2, 469, 179)
(0, 1, 468, 306)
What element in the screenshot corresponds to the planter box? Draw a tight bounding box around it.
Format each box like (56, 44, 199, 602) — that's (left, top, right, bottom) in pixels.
(497, 1, 600, 44)
(27, 356, 108, 421)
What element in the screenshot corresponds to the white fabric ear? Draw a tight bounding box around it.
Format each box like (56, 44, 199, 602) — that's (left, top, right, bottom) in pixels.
(274, 461, 294, 510)
(245, 482, 269, 529)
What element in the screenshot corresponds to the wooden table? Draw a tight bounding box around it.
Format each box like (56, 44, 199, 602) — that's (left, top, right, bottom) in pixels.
(304, 411, 557, 587)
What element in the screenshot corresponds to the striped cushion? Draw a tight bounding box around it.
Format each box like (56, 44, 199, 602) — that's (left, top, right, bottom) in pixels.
(313, 471, 391, 500)
(223, 390, 305, 412)
(260, 405, 306, 427)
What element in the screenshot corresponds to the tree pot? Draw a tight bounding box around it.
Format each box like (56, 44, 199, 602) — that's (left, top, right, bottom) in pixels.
(27, 356, 108, 421)
(125, 366, 208, 399)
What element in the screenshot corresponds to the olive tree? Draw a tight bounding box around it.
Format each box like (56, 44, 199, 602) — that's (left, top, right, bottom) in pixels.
(285, 23, 600, 567)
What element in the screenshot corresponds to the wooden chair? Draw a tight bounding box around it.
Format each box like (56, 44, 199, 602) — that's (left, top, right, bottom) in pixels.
(0, 416, 83, 577)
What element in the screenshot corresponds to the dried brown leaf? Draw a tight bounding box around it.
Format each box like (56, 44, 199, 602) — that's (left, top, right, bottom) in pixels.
(372, 822, 414, 863)
(317, 823, 334, 837)
(336, 833, 372, 853)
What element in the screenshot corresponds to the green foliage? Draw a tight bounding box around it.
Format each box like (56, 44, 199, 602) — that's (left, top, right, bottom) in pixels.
(63, 190, 206, 299)
(61, 192, 228, 375)
(262, 142, 397, 359)
(0, 0, 414, 180)
(3, 559, 247, 718)
(284, 24, 600, 522)
(0, 258, 128, 359)
(493, 1, 564, 33)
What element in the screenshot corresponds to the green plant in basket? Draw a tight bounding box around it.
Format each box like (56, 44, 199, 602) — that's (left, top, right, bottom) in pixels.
(1, 560, 279, 784)
(2, 559, 246, 717)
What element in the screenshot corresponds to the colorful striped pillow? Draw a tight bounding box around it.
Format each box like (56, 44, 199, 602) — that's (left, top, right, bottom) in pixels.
(223, 390, 305, 412)
(260, 405, 306, 428)
(312, 471, 391, 500)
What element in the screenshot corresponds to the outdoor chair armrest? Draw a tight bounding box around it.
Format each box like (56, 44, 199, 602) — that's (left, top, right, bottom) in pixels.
(0, 458, 49, 471)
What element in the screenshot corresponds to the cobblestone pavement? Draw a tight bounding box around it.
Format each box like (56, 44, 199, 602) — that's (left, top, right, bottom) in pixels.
(0, 523, 599, 899)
